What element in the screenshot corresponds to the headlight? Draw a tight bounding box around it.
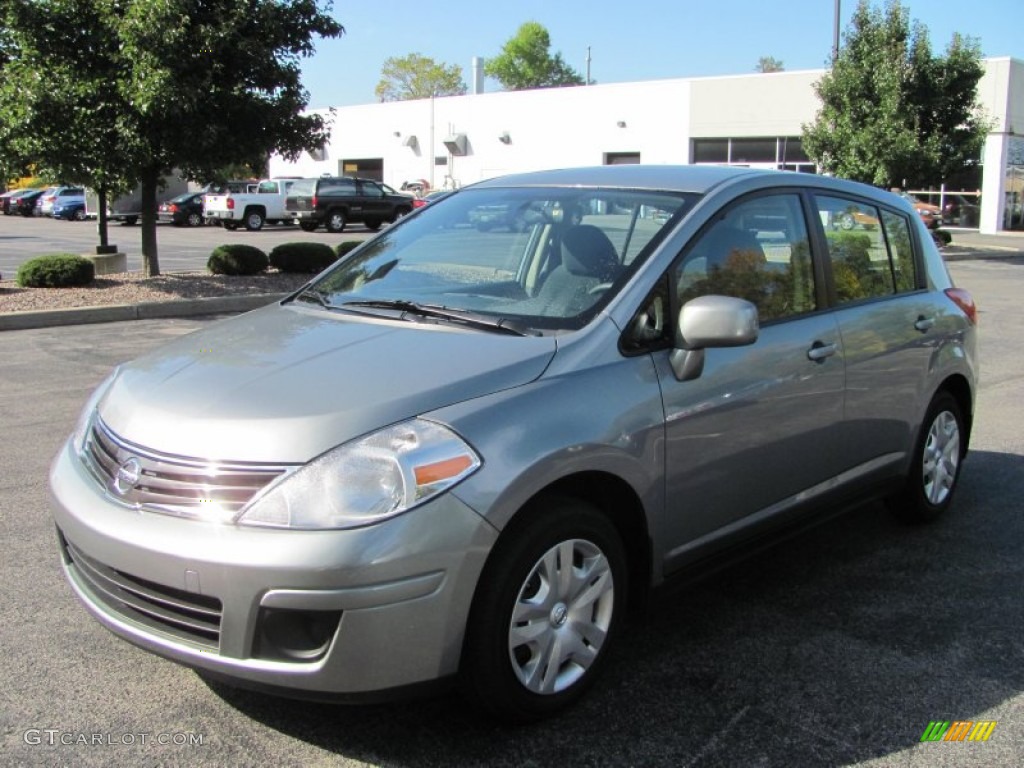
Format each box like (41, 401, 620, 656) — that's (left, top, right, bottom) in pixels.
(236, 419, 481, 530)
(71, 367, 119, 455)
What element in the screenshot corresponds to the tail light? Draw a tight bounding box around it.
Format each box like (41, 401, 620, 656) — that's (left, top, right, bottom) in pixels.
(945, 287, 977, 325)
(226, 198, 235, 210)
(311, 195, 317, 209)
(169, 204, 179, 213)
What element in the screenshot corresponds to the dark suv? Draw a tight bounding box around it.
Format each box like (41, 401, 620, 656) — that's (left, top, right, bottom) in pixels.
(285, 176, 414, 233)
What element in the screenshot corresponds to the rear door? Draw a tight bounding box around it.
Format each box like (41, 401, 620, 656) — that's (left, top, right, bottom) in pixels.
(654, 191, 847, 570)
(810, 194, 934, 471)
(285, 178, 317, 213)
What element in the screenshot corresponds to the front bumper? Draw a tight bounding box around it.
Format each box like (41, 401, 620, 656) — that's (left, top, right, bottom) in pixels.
(49, 439, 497, 695)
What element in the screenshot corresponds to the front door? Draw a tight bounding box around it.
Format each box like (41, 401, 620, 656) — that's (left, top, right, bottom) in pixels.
(656, 191, 847, 571)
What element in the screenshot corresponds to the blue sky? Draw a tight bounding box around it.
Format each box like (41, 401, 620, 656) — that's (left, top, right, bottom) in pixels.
(300, 0, 1023, 109)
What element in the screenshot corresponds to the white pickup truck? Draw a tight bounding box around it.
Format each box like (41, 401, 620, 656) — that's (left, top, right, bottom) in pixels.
(203, 178, 301, 231)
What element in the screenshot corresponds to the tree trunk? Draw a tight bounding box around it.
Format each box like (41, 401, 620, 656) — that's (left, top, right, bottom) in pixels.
(97, 188, 110, 250)
(140, 168, 161, 276)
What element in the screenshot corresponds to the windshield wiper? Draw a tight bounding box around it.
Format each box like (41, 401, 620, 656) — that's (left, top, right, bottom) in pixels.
(294, 287, 335, 309)
(341, 299, 537, 336)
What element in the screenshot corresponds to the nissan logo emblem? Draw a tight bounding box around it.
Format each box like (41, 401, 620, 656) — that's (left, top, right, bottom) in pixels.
(113, 458, 142, 496)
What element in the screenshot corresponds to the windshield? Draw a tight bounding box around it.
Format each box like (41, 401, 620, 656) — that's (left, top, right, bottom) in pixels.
(304, 186, 697, 332)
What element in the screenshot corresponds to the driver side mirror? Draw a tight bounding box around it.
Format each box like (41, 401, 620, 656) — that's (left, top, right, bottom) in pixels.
(670, 295, 759, 381)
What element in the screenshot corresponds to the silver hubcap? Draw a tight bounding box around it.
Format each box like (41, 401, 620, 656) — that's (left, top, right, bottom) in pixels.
(922, 410, 960, 505)
(508, 539, 614, 695)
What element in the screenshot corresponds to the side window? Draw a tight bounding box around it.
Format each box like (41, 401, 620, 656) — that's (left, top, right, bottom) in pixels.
(359, 182, 385, 198)
(880, 210, 918, 292)
(319, 178, 356, 197)
(815, 195, 898, 303)
(673, 193, 816, 323)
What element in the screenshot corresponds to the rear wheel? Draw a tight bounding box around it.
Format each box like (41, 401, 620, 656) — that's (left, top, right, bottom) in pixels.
(224, 222, 239, 231)
(460, 497, 626, 723)
(838, 212, 855, 230)
(299, 221, 319, 232)
(887, 391, 966, 523)
(325, 209, 347, 233)
(73, 208, 86, 222)
(363, 218, 382, 231)
(244, 210, 265, 231)
(186, 212, 203, 227)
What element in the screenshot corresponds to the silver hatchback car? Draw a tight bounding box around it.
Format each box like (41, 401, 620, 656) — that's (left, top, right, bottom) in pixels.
(50, 166, 977, 722)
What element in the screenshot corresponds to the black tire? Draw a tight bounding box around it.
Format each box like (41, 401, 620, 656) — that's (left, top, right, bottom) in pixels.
(224, 222, 239, 231)
(123, 216, 138, 226)
(244, 209, 265, 232)
(299, 221, 319, 232)
(460, 496, 626, 723)
(325, 209, 347, 233)
(186, 212, 203, 227)
(363, 218, 382, 231)
(73, 209, 87, 222)
(887, 391, 966, 524)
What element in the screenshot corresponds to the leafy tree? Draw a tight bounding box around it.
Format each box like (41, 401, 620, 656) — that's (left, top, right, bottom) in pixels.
(375, 53, 466, 102)
(802, 0, 988, 189)
(756, 56, 785, 73)
(0, 0, 343, 276)
(485, 22, 584, 91)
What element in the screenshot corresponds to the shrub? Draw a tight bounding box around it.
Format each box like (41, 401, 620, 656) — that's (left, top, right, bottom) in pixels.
(16, 254, 95, 288)
(207, 244, 268, 276)
(268, 242, 338, 273)
(335, 240, 362, 258)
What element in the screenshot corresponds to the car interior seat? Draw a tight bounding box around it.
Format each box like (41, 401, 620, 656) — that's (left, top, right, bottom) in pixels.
(533, 224, 622, 316)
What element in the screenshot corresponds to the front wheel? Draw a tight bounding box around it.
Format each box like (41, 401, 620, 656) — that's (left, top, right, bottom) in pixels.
(363, 218, 382, 231)
(73, 209, 87, 222)
(887, 391, 966, 523)
(460, 497, 626, 723)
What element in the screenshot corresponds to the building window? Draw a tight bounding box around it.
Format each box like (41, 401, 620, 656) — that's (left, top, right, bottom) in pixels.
(730, 138, 777, 163)
(693, 139, 729, 163)
(604, 152, 641, 165)
(691, 137, 815, 173)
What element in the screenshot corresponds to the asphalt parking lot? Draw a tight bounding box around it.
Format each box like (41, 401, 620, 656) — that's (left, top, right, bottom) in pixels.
(0, 258, 1021, 767)
(0, 212, 374, 277)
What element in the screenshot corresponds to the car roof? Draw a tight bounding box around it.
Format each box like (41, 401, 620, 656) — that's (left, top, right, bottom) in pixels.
(467, 165, 908, 210)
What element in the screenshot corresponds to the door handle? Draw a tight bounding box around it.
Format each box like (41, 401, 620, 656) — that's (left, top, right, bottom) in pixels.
(807, 341, 837, 362)
(914, 315, 936, 332)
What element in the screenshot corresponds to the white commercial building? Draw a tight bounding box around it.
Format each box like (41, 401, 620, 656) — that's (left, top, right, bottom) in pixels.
(270, 57, 1024, 233)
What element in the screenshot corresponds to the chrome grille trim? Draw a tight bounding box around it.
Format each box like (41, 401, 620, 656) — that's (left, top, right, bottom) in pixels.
(81, 416, 296, 519)
(63, 538, 222, 649)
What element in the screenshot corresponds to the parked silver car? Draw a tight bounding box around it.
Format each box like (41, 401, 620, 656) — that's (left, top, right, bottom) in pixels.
(50, 165, 977, 722)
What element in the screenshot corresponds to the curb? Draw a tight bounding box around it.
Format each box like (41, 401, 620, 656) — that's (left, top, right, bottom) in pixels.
(0, 292, 287, 332)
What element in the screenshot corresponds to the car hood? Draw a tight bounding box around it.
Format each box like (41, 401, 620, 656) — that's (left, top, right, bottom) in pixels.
(97, 303, 557, 463)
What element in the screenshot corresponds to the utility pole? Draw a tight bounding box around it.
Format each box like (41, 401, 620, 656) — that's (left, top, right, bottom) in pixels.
(586, 46, 592, 85)
(832, 0, 841, 63)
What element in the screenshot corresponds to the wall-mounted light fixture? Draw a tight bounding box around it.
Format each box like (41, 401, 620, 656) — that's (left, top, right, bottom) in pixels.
(498, 131, 511, 144)
(616, 120, 627, 128)
(403, 135, 419, 149)
(393, 131, 402, 137)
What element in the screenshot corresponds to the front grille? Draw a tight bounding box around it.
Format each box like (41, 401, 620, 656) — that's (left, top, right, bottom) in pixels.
(62, 535, 222, 650)
(82, 416, 293, 520)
